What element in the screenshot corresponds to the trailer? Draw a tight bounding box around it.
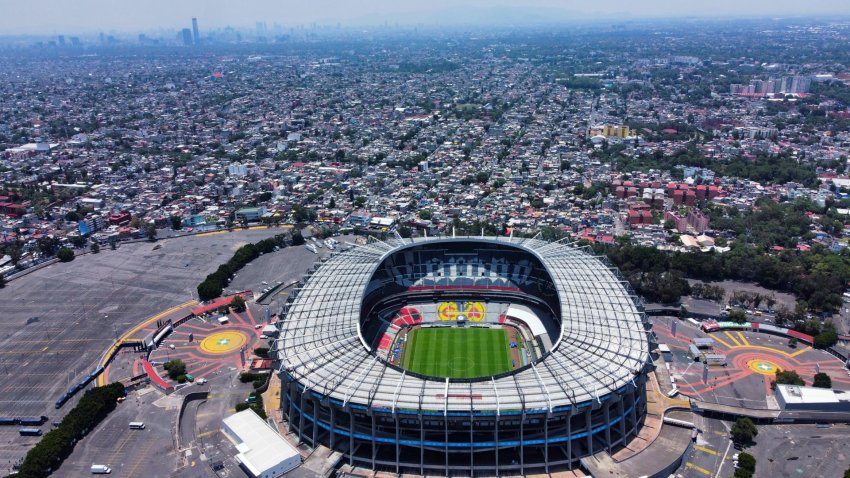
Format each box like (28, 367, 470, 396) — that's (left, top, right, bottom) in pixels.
(704, 353, 727, 366)
(90, 464, 112, 474)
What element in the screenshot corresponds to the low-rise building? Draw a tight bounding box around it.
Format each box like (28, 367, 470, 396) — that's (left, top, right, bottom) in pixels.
(221, 409, 301, 478)
(775, 384, 850, 412)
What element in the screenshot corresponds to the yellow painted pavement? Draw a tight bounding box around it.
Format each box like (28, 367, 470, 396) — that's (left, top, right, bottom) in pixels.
(97, 299, 198, 385)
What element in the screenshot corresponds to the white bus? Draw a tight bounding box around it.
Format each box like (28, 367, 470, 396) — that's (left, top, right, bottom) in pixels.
(129, 422, 145, 429)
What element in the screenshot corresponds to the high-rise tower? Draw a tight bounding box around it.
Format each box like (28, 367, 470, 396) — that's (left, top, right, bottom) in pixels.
(191, 17, 200, 44)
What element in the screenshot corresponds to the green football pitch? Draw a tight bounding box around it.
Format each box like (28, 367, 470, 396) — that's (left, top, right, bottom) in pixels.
(401, 327, 513, 379)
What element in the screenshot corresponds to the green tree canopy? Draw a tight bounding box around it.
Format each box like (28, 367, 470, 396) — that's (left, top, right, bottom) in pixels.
(56, 247, 75, 262)
(728, 309, 748, 323)
(730, 417, 758, 445)
(163, 359, 186, 380)
(773, 370, 805, 388)
(813, 372, 832, 389)
(230, 295, 247, 313)
(145, 223, 157, 241)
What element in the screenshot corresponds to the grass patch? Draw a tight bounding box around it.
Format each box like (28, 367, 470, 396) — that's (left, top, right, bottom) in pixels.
(402, 327, 512, 379)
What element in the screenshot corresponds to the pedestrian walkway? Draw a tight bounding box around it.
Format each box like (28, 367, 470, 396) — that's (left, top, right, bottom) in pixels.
(98, 299, 198, 385)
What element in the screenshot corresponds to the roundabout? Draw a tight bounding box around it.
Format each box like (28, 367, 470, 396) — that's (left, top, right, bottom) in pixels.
(199, 330, 248, 354)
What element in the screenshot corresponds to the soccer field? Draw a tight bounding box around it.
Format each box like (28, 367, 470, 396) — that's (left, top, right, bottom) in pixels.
(401, 327, 513, 379)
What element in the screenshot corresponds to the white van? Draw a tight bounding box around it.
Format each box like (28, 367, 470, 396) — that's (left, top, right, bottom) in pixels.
(129, 422, 145, 429)
(91, 464, 112, 474)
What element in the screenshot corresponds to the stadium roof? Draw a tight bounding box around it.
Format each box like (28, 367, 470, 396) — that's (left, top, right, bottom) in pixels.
(276, 236, 651, 413)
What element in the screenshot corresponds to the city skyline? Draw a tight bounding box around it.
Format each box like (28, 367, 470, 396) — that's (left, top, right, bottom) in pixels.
(3, 0, 850, 35)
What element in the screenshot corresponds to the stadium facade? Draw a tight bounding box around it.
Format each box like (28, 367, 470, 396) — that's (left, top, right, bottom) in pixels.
(274, 236, 654, 476)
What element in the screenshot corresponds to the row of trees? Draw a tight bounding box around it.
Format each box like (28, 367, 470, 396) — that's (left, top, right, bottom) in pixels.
(14, 382, 125, 478)
(196, 232, 292, 301)
(610, 143, 820, 188)
(598, 236, 850, 314)
(689, 282, 725, 302)
(772, 369, 833, 389)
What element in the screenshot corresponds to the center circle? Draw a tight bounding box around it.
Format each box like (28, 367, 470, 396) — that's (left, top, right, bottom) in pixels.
(200, 331, 247, 354)
(448, 357, 474, 372)
(747, 359, 781, 375)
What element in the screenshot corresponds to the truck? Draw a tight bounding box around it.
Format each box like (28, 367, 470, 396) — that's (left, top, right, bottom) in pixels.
(90, 464, 112, 474)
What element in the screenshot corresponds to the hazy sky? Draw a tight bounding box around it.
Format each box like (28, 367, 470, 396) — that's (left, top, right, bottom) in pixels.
(2, 0, 850, 35)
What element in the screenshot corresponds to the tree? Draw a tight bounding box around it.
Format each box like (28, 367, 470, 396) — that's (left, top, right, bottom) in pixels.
(163, 359, 186, 380)
(56, 247, 75, 262)
(90, 242, 100, 254)
(773, 370, 805, 388)
(733, 468, 753, 478)
(230, 295, 247, 313)
(38, 236, 60, 255)
(197, 280, 223, 302)
(292, 205, 317, 223)
(730, 417, 758, 445)
(787, 337, 798, 348)
(291, 230, 305, 245)
(398, 225, 413, 238)
(813, 330, 838, 349)
(69, 235, 86, 248)
(145, 223, 157, 242)
(169, 215, 182, 230)
(737, 452, 756, 473)
(728, 309, 748, 324)
(844, 466, 850, 478)
(813, 372, 832, 388)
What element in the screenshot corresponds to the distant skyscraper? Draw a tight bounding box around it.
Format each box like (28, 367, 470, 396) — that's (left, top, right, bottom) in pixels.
(192, 17, 200, 44)
(57, 35, 65, 46)
(181, 28, 193, 46)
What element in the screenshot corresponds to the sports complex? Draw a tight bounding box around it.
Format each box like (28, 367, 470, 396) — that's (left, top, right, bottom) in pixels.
(275, 236, 653, 475)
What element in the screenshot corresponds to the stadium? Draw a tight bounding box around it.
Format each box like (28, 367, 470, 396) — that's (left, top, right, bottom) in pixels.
(275, 236, 653, 476)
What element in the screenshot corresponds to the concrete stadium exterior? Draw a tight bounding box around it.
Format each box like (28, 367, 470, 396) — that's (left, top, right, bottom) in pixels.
(274, 236, 653, 476)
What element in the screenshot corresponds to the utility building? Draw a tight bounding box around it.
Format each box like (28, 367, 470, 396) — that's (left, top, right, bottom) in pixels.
(222, 409, 301, 478)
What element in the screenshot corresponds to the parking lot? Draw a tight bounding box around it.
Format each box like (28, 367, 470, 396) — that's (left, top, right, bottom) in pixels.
(677, 414, 735, 478)
(227, 233, 354, 303)
(53, 386, 177, 477)
(747, 423, 850, 477)
(0, 228, 298, 473)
